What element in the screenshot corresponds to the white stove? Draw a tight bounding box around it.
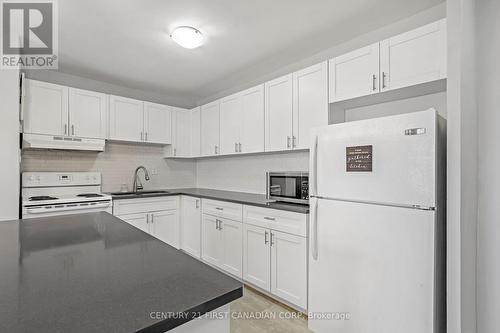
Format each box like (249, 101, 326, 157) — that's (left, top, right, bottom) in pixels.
(22, 172, 113, 219)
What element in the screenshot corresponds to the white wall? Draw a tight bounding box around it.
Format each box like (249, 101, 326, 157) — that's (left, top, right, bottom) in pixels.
(22, 143, 196, 192)
(446, 0, 478, 332)
(0, 70, 20, 220)
(196, 151, 309, 194)
(476, 1, 500, 332)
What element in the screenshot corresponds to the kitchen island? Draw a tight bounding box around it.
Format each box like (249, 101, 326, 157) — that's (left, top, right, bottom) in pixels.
(0, 212, 242, 333)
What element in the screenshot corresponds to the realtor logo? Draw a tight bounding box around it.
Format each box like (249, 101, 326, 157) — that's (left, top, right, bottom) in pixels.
(1, 0, 58, 69)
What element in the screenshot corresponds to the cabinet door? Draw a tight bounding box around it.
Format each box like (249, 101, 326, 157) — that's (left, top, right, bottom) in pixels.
(109, 95, 144, 142)
(219, 93, 242, 155)
(201, 101, 220, 156)
(152, 210, 180, 249)
(240, 84, 265, 153)
(380, 19, 447, 92)
(181, 196, 201, 258)
(118, 213, 149, 234)
(329, 43, 380, 103)
(24, 79, 68, 136)
(292, 62, 328, 150)
(265, 74, 293, 152)
(68, 88, 107, 139)
(144, 102, 171, 144)
(201, 214, 223, 267)
(220, 218, 243, 278)
(190, 107, 201, 157)
(243, 224, 271, 291)
(271, 231, 307, 309)
(173, 107, 191, 157)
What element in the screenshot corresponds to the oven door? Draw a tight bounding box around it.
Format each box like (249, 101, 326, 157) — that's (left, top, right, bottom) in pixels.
(267, 172, 308, 204)
(22, 201, 113, 219)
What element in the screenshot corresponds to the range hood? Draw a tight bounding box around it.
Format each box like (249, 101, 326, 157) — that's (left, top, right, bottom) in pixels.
(23, 133, 105, 152)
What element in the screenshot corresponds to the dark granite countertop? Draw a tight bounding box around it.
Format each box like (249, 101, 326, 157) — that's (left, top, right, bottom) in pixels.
(0, 212, 242, 333)
(110, 188, 310, 214)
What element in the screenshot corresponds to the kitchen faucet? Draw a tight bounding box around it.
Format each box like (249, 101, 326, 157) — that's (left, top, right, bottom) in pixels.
(132, 166, 150, 192)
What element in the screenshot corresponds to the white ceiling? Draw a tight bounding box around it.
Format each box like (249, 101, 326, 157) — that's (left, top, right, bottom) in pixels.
(57, 0, 444, 106)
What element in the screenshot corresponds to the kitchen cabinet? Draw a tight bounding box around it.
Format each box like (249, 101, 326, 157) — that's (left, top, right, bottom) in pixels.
(144, 102, 172, 144)
(109, 95, 145, 142)
(329, 43, 380, 103)
(380, 19, 447, 92)
(219, 218, 243, 277)
(243, 224, 271, 291)
(180, 196, 201, 258)
(265, 74, 293, 152)
(270, 230, 307, 309)
(201, 101, 220, 156)
(201, 214, 223, 267)
(292, 62, 328, 149)
(114, 196, 180, 249)
(243, 205, 308, 309)
(23, 80, 69, 136)
(219, 93, 242, 155)
(190, 107, 201, 156)
(68, 88, 107, 139)
(170, 107, 191, 157)
(219, 84, 265, 155)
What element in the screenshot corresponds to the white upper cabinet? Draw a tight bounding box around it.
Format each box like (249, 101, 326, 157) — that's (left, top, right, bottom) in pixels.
(190, 107, 201, 156)
(240, 84, 265, 153)
(265, 74, 293, 152)
(171, 107, 190, 157)
(329, 43, 380, 103)
(201, 100, 220, 156)
(68, 88, 107, 139)
(144, 102, 171, 144)
(109, 95, 144, 142)
(292, 62, 328, 150)
(24, 80, 69, 136)
(220, 93, 242, 155)
(380, 19, 447, 92)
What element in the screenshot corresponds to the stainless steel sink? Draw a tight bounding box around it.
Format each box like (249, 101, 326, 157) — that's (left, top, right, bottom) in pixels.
(111, 190, 170, 196)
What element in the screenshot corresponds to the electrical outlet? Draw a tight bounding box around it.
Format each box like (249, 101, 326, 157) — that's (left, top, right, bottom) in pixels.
(151, 168, 158, 176)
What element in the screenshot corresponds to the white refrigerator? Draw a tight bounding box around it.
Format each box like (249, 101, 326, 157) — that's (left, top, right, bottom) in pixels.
(308, 109, 446, 333)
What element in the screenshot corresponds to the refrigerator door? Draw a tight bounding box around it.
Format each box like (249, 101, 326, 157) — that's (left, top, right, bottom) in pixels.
(309, 198, 436, 333)
(310, 109, 436, 208)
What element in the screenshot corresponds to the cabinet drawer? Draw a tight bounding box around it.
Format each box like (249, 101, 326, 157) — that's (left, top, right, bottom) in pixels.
(243, 205, 308, 237)
(113, 196, 179, 216)
(202, 199, 243, 222)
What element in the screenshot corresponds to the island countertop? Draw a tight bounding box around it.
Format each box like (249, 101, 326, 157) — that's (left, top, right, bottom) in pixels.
(0, 212, 242, 333)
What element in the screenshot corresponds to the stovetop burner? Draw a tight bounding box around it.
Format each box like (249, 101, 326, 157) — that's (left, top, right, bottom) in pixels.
(29, 196, 59, 201)
(77, 193, 104, 198)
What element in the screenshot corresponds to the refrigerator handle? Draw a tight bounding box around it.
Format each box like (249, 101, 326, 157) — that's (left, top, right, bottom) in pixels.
(310, 197, 319, 260)
(310, 135, 318, 197)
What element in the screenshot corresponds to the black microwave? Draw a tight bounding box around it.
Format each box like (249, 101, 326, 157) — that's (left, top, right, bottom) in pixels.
(266, 172, 309, 205)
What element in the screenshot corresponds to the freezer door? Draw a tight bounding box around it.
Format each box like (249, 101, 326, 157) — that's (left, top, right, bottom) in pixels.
(308, 198, 437, 333)
(311, 109, 436, 208)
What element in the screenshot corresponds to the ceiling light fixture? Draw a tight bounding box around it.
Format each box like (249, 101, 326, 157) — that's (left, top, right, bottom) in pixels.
(170, 26, 204, 49)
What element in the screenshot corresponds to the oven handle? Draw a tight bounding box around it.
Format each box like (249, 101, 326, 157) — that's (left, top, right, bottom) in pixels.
(25, 202, 111, 214)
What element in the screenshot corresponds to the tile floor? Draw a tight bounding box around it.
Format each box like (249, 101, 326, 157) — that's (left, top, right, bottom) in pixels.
(230, 286, 312, 333)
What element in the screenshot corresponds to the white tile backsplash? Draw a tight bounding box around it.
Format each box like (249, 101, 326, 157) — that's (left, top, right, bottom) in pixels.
(22, 142, 196, 192)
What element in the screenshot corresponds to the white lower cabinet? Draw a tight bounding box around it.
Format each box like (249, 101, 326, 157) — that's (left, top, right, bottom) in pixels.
(201, 206, 243, 278)
(180, 196, 201, 258)
(114, 196, 180, 249)
(243, 206, 308, 310)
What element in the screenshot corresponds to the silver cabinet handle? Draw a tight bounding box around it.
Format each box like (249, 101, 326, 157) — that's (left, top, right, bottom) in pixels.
(215, 219, 219, 230)
(71, 125, 75, 136)
(215, 207, 224, 211)
(145, 132, 148, 141)
(372, 74, 377, 91)
(219, 220, 223, 230)
(264, 216, 275, 221)
(173, 148, 176, 156)
(264, 231, 269, 245)
(311, 198, 319, 260)
(287, 136, 291, 148)
(195, 200, 199, 209)
(146, 213, 149, 224)
(238, 143, 242, 152)
(214, 145, 219, 155)
(151, 214, 154, 224)
(270, 232, 275, 247)
(64, 124, 68, 135)
(235, 142, 238, 152)
(141, 132, 144, 141)
(382, 72, 387, 89)
(292, 136, 296, 148)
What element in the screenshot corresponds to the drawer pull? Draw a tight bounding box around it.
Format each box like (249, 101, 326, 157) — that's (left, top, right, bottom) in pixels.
(215, 207, 224, 211)
(264, 216, 276, 221)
